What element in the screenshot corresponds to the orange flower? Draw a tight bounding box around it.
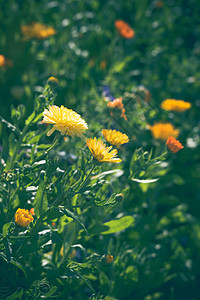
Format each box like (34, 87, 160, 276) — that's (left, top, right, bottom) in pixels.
(161, 99, 192, 112)
(107, 97, 127, 120)
(15, 208, 34, 227)
(29, 208, 35, 215)
(0, 55, 12, 68)
(115, 20, 135, 39)
(106, 255, 113, 264)
(166, 136, 183, 153)
(148, 123, 179, 140)
(21, 22, 56, 40)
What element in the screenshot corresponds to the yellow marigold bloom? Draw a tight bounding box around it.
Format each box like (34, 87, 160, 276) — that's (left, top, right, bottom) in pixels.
(166, 136, 183, 153)
(86, 137, 122, 163)
(15, 208, 34, 228)
(102, 129, 129, 147)
(161, 99, 192, 112)
(21, 22, 56, 40)
(42, 105, 88, 137)
(149, 123, 179, 140)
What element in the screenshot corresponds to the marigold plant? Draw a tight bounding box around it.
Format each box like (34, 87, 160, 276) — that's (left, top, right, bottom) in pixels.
(107, 97, 127, 120)
(42, 105, 88, 137)
(166, 136, 184, 153)
(86, 137, 122, 163)
(161, 99, 192, 112)
(102, 129, 129, 147)
(15, 208, 34, 228)
(21, 22, 56, 40)
(149, 122, 179, 140)
(115, 20, 135, 39)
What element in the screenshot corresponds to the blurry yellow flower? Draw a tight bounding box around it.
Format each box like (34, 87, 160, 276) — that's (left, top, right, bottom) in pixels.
(42, 105, 88, 137)
(149, 123, 179, 140)
(21, 22, 56, 40)
(166, 136, 183, 153)
(161, 99, 192, 112)
(15, 208, 34, 228)
(102, 129, 129, 147)
(86, 137, 122, 163)
(47, 76, 59, 85)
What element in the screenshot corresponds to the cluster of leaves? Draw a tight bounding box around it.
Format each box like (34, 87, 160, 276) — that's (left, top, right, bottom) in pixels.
(0, 0, 200, 299)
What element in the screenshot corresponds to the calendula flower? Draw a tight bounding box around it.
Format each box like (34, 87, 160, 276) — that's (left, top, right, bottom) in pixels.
(102, 129, 129, 147)
(42, 105, 88, 137)
(86, 137, 122, 163)
(21, 22, 56, 40)
(161, 99, 192, 112)
(149, 123, 179, 140)
(115, 20, 135, 39)
(166, 136, 183, 153)
(107, 97, 127, 120)
(15, 208, 34, 228)
(29, 208, 35, 215)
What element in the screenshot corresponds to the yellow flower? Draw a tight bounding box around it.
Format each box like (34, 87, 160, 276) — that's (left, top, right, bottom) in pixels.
(149, 123, 179, 140)
(161, 99, 192, 112)
(42, 105, 88, 137)
(47, 76, 59, 85)
(102, 129, 129, 147)
(21, 22, 56, 40)
(15, 208, 34, 228)
(86, 137, 122, 163)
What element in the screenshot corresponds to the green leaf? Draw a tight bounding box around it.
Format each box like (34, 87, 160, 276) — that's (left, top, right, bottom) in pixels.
(2, 222, 14, 237)
(91, 216, 135, 235)
(7, 288, 23, 300)
(62, 208, 88, 235)
(34, 179, 48, 218)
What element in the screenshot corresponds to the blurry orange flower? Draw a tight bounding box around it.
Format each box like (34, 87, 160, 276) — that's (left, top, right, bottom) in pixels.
(102, 129, 129, 147)
(29, 208, 35, 216)
(21, 22, 56, 40)
(15, 208, 34, 228)
(100, 60, 107, 70)
(148, 123, 179, 140)
(161, 99, 192, 112)
(0, 55, 12, 68)
(106, 255, 113, 264)
(115, 20, 135, 39)
(166, 136, 183, 153)
(107, 97, 127, 120)
(47, 76, 59, 85)
(86, 137, 122, 163)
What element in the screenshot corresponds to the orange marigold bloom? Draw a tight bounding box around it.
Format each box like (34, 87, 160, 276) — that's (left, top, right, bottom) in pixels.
(21, 22, 56, 40)
(161, 99, 192, 112)
(29, 208, 35, 215)
(115, 20, 135, 39)
(166, 136, 183, 153)
(149, 123, 179, 140)
(86, 137, 122, 163)
(15, 208, 34, 228)
(102, 129, 129, 147)
(107, 98, 127, 120)
(0, 55, 12, 68)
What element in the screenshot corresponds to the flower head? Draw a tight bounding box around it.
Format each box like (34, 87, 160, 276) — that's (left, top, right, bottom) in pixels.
(115, 20, 135, 39)
(47, 76, 59, 85)
(149, 123, 179, 140)
(166, 136, 183, 153)
(21, 22, 56, 40)
(107, 97, 127, 120)
(102, 129, 129, 147)
(161, 99, 192, 112)
(42, 105, 88, 137)
(0, 55, 12, 68)
(106, 255, 113, 264)
(86, 137, 122, 163)
(15, 208, 34, 227)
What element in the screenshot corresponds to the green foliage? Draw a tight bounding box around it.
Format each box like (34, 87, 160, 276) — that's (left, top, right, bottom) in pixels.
(0, 0, 200, 299)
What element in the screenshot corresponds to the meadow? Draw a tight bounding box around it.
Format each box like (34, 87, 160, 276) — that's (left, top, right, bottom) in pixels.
(0, 0, 200, 299)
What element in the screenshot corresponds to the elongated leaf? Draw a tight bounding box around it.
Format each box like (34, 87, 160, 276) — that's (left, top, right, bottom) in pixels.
(34, 179, 48, 218)
(7, 288, 23, 300)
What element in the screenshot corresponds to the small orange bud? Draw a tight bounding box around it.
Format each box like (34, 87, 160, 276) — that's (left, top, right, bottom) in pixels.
(29, 208, 35, 215)
(106, 255, 113, 264)
(166, 136, 183, 153)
